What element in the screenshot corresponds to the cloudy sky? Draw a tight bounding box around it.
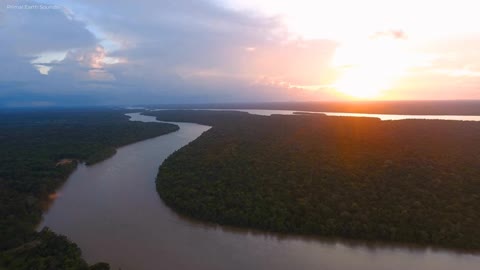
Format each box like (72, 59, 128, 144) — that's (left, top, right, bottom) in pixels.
(1, 0, 479, 106)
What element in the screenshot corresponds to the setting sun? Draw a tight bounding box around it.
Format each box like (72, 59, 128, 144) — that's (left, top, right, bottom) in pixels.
(333, 68, 392, 98)
(332, 32, 411, 99)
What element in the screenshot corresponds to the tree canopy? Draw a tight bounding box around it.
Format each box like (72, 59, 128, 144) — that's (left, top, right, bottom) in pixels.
(147, 110, 480, 250)
(0, 109, 178, 269)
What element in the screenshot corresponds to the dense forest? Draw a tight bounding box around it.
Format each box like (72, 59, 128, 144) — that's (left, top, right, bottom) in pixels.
(146, 110, 480, 250)
(1, 228, 109, 270)
(0, 109, 179, 269)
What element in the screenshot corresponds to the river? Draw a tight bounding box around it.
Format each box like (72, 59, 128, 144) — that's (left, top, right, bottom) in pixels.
(39, 112, 480, 270)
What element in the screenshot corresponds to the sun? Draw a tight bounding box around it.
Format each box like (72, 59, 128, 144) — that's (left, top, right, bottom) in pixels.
(332, 35, 410, 99)
(334, 66, 394, 98)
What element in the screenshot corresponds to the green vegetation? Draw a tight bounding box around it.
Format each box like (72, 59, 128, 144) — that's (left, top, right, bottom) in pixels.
(1, 228, 109, 270)
(147, 110, 480, 250)
(0, 109, 179, 269)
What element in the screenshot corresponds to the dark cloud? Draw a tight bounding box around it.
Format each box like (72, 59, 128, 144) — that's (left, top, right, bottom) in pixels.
(79, 0, 285, 71)
(0, 1, 104, 106)
(0, 0, 338, 106)
(2, 0, 96, 54)
(0, 48, 40, 81)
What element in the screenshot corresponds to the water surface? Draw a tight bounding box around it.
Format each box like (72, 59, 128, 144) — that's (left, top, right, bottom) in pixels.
(162, 108, 480, 121)
(40, 113, 480, 270)
(247, 109, 480, 121)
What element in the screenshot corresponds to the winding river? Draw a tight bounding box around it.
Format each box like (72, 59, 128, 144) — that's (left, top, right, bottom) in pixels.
(39, 112, 480, 270)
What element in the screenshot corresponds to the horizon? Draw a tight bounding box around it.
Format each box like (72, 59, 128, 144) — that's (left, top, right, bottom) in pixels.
(2, 100, 480, 117)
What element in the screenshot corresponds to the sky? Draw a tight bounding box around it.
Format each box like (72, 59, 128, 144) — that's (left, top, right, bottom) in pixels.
(1, 0, 479, 106)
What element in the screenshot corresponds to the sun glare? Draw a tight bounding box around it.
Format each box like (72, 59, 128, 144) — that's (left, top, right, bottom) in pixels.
(334, 68, 393, 98)
(332, 35, 410, 99)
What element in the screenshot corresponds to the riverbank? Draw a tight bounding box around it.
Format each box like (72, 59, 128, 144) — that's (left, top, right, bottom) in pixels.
(148, 110, 480, 251)
(36, 111, 480, 270)
(0, 110, 179, 269)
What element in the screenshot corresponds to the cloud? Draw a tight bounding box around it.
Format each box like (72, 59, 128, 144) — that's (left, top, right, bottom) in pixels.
(2, 0, 96, 55)
(371, 30, 408, 40)
(0, 0, 340, 106)
(82, 0, 339, 102)
(1, 0, 480, 105)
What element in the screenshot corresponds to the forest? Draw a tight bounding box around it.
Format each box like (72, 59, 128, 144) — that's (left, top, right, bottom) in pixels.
(0, 109, 179, 269)
(146, 110, 480, 250)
